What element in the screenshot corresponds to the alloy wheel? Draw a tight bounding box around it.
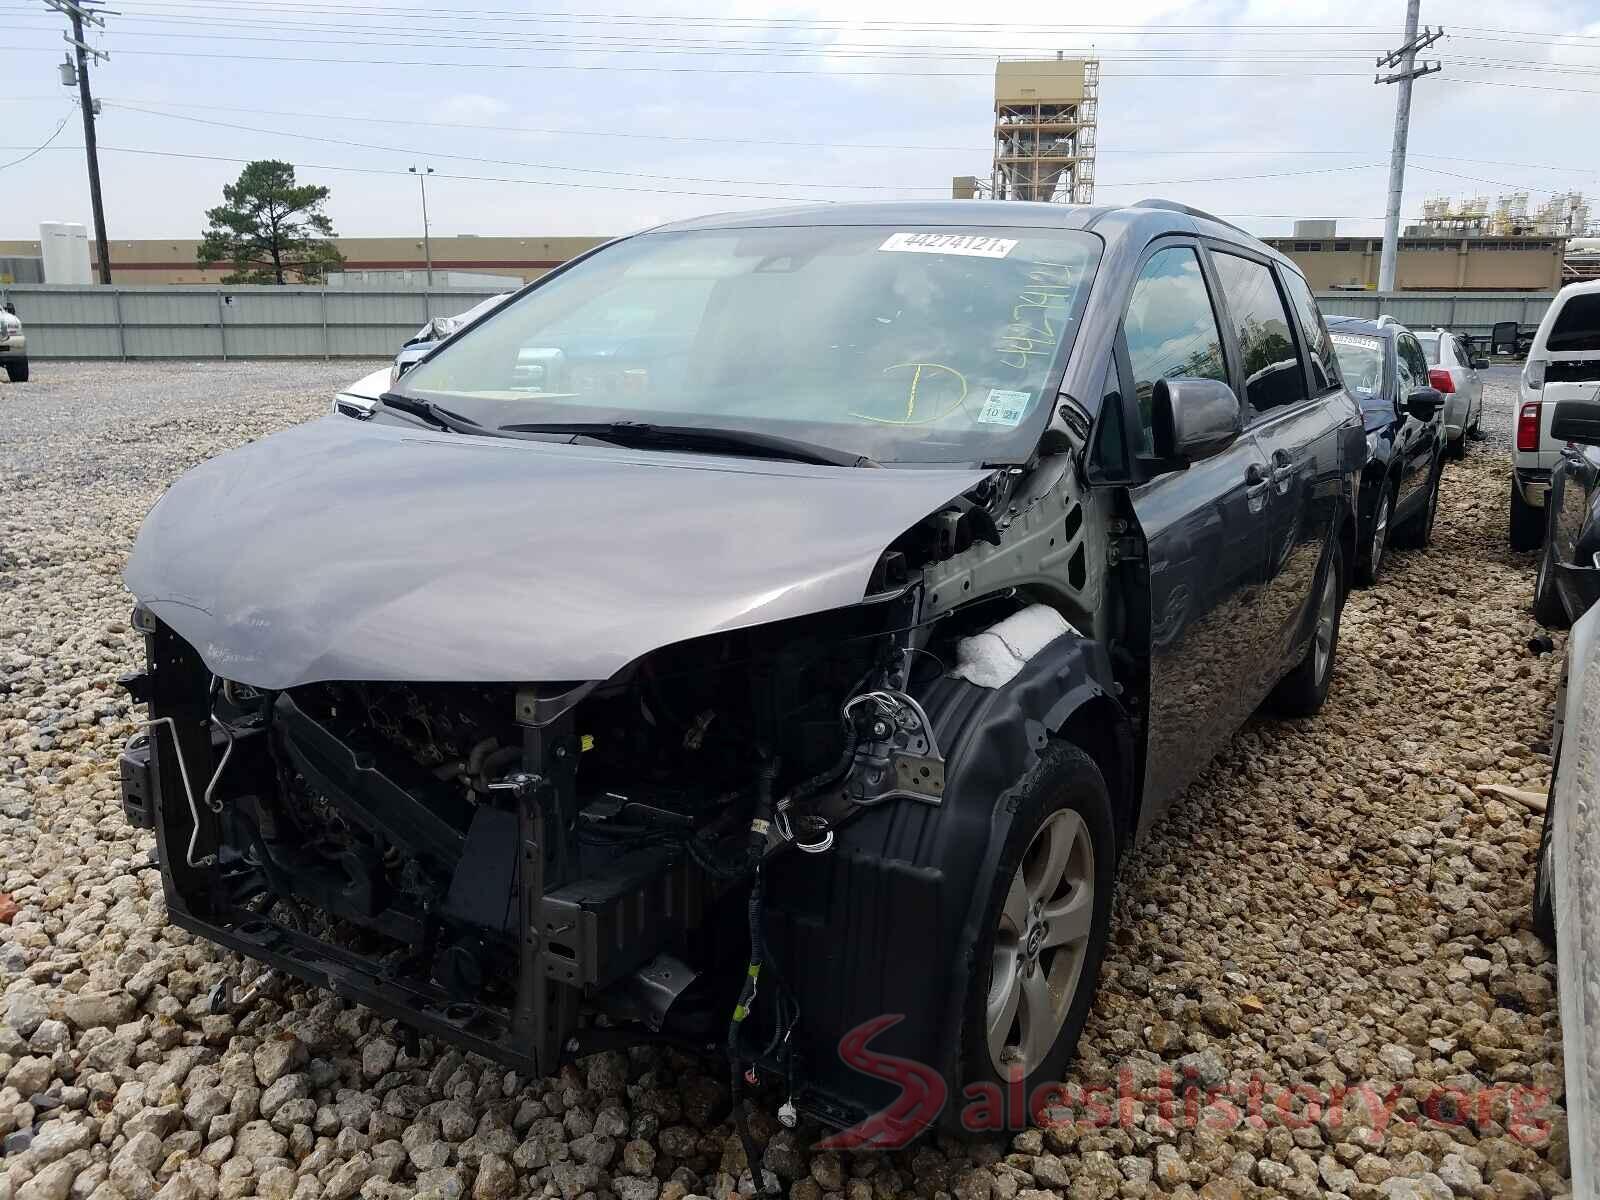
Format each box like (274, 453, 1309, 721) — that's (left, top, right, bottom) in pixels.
(986, 807, 1095, 1075)
(1371, 494, 1390, 575)
(1313, 563, 1338, 685)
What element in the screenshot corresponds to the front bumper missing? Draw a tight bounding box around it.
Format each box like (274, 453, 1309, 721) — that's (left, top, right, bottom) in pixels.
(167, 901, 547, 1072)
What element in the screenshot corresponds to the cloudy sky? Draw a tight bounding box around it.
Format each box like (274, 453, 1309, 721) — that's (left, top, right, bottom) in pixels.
(3, 0, 1598, 244)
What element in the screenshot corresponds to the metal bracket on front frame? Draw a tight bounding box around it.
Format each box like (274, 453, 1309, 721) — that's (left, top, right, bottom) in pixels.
(843, 690, 946, 806)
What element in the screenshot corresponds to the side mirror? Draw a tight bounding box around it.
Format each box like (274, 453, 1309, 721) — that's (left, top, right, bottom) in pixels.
(1552, 400, 1600, 447)
(1471, 356, 1489, 370)
(1405, 387, 1445, 421)
(2, 302, 13, 315)
(1151, 377, 1242, 464)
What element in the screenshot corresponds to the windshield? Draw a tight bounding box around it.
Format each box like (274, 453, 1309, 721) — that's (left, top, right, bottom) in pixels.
(1331, 332, 1390, 410)
(1416, 333, 1441, 363)
(397, 224, 1102, 464)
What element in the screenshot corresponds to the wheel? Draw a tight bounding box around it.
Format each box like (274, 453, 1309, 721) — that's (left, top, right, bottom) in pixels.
(3, 358, 26, 383)
(1533, 792, 1557, 949)
(1449, 429, 1466, 460)
(1533, 534, 1570, 628)
(960, 741, 1115, 1122)
(1265, 538, 1344, 718)
(1394, 458, 1441, 550)
(1354, 485, 1392, 587)
(1509, 476, 1544, 552)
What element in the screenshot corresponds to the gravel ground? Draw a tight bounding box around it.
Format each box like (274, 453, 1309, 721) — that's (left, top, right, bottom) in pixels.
(1474, 366, 1521, 454)
(0, 362, 1573, 1200)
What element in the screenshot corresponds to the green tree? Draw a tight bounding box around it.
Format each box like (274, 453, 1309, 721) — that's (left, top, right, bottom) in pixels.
(196, 160, 344, 284)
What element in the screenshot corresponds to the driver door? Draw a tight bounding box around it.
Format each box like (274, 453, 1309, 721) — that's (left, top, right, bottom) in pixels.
(1118, 243, 1274, 832)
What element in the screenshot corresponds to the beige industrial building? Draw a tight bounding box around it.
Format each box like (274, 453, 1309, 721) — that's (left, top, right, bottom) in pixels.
(1264, 233, 1567, 292)
(0, 235, 607, 286)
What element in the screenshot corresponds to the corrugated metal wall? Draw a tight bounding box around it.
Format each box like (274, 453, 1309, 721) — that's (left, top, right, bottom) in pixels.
(4, 285, 509, 359)
(1311, 291, 1555, 340)
(1, 284, 1556, 360)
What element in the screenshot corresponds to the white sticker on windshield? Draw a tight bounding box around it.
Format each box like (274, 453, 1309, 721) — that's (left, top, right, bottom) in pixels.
(879, 232, 1019, 259)
(978, 389, 1031, 427)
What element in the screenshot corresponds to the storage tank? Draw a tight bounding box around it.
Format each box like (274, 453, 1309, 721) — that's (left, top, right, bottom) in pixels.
(40, 222, 93, 284)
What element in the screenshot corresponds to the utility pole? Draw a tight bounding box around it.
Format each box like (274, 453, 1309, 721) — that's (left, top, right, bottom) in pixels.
(409, 165, 435, 287)
(1375, 1, 1443, 293)
(45, 0, 116, 284)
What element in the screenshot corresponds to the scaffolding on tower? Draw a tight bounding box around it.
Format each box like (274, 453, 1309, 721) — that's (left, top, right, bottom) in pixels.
(991, 55, 1098, 205)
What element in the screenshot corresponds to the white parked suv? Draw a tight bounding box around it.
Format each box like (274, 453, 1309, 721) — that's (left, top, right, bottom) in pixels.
(1512, 279, 1600, 549)
(1416, 327, 1486, 457)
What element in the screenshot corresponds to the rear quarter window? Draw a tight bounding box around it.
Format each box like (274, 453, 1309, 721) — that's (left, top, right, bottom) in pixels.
(1549, 293, 1600, 352)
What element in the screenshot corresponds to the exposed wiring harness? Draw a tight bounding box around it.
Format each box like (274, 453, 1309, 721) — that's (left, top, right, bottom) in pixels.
(727, 756, 783, 1196)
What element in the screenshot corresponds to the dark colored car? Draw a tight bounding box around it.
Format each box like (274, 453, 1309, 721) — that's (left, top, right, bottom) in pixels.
(1534, 399, 1600, 626)
(1326, 316, 1447, 585)
(117, 199, 1363, 1140)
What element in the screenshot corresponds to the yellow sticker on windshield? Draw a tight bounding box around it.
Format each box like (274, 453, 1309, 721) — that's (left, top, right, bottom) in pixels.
(977, 389, 1031, 427)
(879, 232, 1019, 259)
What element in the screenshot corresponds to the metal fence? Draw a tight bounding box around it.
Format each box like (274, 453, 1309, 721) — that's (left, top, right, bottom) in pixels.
(0, 282, 1560, 361)
(2, 284, 510, 360)
(1311, 290, 1555, 342)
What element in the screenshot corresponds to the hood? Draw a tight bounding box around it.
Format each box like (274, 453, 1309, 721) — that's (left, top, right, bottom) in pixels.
(124, 416, 989, 688)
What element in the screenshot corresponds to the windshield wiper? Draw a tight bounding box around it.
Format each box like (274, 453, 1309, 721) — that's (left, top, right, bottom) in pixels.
(498, 420, 877, 468)
(378, 392, 482, 433)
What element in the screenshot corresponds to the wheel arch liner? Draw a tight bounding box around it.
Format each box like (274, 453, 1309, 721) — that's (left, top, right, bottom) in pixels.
(763, 630, 1124, 1133)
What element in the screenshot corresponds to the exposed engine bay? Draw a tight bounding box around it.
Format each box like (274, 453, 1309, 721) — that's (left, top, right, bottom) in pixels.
(117, 580, 1014, 1113)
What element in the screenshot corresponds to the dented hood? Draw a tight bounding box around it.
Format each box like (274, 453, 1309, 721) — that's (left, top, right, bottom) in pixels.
(124, 416, 988, 688)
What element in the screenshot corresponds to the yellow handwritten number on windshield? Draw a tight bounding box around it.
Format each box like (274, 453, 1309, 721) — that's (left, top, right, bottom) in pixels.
(852, 362, 970, 425)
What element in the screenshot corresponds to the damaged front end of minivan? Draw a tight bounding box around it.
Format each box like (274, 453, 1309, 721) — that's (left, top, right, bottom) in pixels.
(115, 404, 1130, 1141)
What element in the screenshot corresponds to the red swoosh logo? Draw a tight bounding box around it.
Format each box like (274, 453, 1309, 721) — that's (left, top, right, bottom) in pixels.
(815, 1014, 948, 1150)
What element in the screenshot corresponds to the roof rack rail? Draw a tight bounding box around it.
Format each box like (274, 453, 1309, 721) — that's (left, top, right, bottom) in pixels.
(1132, 198, 1249, 235)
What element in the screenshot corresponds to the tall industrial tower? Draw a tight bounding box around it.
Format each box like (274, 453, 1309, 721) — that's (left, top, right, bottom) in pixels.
(991, 56, 1098, 205)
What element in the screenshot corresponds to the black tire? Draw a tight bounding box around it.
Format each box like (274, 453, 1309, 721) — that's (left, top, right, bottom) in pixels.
(1354, 483, 1393, 587)
(959, 741, 1115, 1126)
(1448, 429, 1467, 460)
(1533, 535, 1570, 628)
(1265, 538, 1344, 718)
(1510, 476, 1544, 552)
(1394, 457, 1441, 550)
(3, 358, 26, 383)
(1533, 794, 1557, 950)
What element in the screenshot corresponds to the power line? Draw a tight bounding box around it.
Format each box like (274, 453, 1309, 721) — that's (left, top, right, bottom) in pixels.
(0, 142, 1424, 220)
(9, 15, 1599, 73)
(0, 111, 70, 171)
(16, 97, 1591, 174)
(0, 45, 1420, 76)
(0, 3, 1403, 32)
(100, 102, 1393, 193)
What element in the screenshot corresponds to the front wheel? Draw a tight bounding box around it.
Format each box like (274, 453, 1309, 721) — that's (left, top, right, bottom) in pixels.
(2, 358, 26, 383)
(960, 742, 1115, 1123)
(1394, 458, 1441, 550)
(1265, 538, 1344, 718)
